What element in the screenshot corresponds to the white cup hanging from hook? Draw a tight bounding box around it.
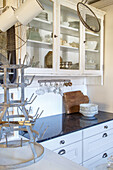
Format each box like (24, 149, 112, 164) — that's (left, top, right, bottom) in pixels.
(48, 82, 55, 93)
(53, 82, 59, 94)
(44, 81, 49, 93)
(59, 82, 63, 96)
(36, 82, 45, 95)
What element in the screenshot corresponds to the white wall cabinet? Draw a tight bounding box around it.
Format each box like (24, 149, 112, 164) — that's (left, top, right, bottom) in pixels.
(22, 0, 105, 79)
(40, 120, 113, 169)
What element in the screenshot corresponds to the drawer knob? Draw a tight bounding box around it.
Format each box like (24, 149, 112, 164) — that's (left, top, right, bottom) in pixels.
(58, 149, 66, 155)
(102, 153, 108, 158)
(104, 125, 108, 129)
(102, 133, 108, 138)
(60, 140, 65, 144)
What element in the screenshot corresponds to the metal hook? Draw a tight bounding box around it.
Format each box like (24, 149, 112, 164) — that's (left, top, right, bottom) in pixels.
(28, 93, 34, 103)
(26, 76, 35, 86)
(33, 107, 40, 118)
(30, 56, 34, 66)
(18, 106, 23, 114)
(36, 110, 44, 120)
(17, 107, 20, 115)
(19, 58, 21, 65)
(28, 106, 32, 114)
(28, 95, 37, 104)
(9, 53, 12, 64)
(17, 76, 20, 84)
(40, 126, 49, 140)
(23, 55, 27, 65)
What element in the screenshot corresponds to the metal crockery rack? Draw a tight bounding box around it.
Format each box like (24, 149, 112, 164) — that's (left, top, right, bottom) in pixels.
(0, 56, 45, 169)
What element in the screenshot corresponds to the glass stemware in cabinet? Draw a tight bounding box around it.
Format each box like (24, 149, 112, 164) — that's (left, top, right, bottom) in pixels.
(26, 0, 54, 69)
(59, 5, 80, 71)
(85, 14, 101, 71)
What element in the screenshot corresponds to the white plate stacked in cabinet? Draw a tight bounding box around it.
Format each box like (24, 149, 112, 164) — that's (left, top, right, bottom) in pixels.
(40, 131, 82, 164)
(83, 120, 113, 170)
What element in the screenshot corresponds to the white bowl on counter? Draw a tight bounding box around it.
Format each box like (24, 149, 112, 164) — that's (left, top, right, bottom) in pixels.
(80, 103, 98, 117)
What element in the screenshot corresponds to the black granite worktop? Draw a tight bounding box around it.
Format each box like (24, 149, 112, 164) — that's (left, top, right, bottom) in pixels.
(20, 111, 113, 142)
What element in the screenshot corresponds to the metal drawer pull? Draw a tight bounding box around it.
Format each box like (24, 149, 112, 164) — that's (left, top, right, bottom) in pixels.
(102, 133, 108, 138)
(102, 153, 108, 158)
(60, 140, 65, 144)
(58, 149, 66, 155)
(104, 125, 108, 129)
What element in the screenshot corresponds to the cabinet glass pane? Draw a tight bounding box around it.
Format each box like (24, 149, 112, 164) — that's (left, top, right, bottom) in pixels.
(85, 15, 101, 70)
(26, 0, 53, 69)
(60, 6, 80, 70)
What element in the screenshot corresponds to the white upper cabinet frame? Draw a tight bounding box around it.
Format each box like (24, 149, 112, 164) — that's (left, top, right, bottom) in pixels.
(21, 0, 105, 78)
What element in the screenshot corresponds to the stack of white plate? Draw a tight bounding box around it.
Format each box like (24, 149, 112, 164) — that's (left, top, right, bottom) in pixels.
(80, 103, 98, 117)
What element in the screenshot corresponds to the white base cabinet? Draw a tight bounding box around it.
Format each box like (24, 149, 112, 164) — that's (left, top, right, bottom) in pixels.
(83, 120, 113, 170)
(40, 120, 113, 169)
(41, 131, 82, 164)
(54, 141, 82, 164)
(83, 128, 113, 161)
(83, 147, 113, 170)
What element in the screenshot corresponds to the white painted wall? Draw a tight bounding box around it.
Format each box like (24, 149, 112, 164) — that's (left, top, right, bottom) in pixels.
(25, 78, 87, 117)
(87, 5, 113, 112)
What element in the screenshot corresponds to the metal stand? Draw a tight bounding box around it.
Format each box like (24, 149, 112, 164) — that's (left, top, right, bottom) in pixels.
(0, 56, 44, 169)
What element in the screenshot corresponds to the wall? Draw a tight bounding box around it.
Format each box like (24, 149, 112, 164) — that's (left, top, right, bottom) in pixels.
(24, 78, 87, 117)
(87, 5, 113, 112)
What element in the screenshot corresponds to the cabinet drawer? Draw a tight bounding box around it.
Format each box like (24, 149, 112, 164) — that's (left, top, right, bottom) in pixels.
(83, 147, 113, 170)
(83, 128, 113, 161)
(40, 130, 82, 150)
(83, 120, 113, 139)
(54, 141, 82, 164)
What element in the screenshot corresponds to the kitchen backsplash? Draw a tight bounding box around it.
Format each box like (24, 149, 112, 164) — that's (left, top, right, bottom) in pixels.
(0, 79, 87, 118)
(25, 83, 87, 117)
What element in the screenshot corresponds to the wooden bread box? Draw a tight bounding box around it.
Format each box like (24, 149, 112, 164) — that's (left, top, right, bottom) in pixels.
(63, 91, 89, 114)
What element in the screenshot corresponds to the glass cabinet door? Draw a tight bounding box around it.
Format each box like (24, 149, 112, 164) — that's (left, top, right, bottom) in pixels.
(84, 14, 101, 72)
(59, 5, 80, 72)
(26, 0, 54, 70)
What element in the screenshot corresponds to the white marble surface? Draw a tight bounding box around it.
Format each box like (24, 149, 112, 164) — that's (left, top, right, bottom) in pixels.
(16, 148, 88, 170)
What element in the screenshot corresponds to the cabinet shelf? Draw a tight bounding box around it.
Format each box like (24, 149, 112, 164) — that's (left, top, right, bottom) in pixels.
(60, 25, 79, 32)
(60, 25, 79, 37)
(60, 45, 78, 51)
(27, 39, 52, 48)
(30, 18, 53, 32)
(85, 31, 99, 37)
(85, 49, 99, 53)
(34, 18, 51, 24)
